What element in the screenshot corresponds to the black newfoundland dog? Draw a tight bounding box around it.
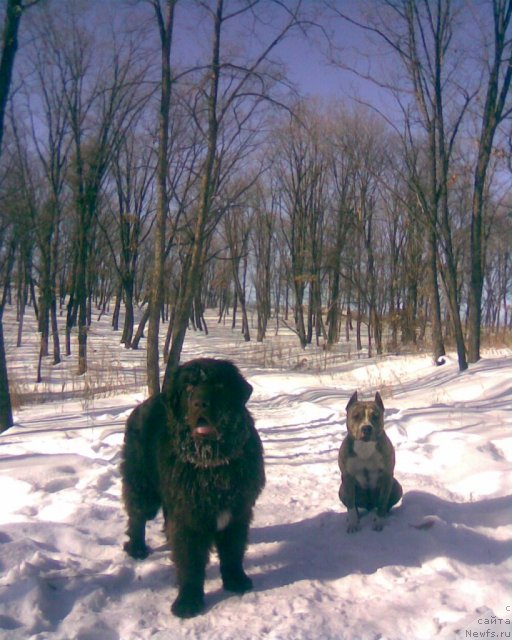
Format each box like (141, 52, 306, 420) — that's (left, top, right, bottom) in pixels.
(121, 358, 265, 618)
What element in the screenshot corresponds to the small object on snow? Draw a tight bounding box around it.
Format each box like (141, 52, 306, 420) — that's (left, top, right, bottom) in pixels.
(292, 358, 308, 370)
(435, 357, 446, 366)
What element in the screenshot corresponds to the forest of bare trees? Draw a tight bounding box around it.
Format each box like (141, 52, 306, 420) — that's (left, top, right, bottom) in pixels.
(1, 0, 511, 430)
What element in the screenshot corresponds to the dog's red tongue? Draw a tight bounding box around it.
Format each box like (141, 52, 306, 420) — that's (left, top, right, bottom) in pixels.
(195, 426, 215, 437)
(194, 420, 217, 438)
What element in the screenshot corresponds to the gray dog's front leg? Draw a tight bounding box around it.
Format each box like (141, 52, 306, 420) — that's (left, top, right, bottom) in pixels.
(339, 475, 360, 533)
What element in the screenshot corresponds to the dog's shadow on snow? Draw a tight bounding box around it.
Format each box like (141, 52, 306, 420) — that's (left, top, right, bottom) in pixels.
(247, 491, 512, 591)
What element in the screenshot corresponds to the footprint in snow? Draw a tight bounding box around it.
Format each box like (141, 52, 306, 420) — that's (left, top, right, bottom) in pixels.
(55, 465, 77, 474)
(94, 470, 115, 492)
(0, 615, 23, 631)
(43, 477, 78, 493)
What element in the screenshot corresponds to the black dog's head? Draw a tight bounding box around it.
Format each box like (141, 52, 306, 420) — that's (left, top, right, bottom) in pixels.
(164, 358, 254, 467)
(345, 391, 385, 442)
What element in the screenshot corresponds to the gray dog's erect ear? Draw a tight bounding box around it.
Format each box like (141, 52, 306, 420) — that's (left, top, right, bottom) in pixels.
(346, 391, 358, 412)
(375, 392, 384, 411)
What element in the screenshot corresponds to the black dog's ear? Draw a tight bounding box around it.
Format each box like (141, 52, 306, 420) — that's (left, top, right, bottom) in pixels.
(163, 365, 185, 418)
(374, 392, 384, 412)
(240, 378, 253, 404)
(224, 361, 252, 405)
(346, 391, 358, 412)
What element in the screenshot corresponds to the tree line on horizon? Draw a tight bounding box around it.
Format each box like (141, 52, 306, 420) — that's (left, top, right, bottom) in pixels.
(0, 0, 511, 430)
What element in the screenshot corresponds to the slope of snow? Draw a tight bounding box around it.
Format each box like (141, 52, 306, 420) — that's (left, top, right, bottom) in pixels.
(0, 311, 511, 639)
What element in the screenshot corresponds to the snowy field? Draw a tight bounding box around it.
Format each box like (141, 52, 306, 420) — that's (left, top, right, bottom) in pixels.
(0, 308, 511, 640)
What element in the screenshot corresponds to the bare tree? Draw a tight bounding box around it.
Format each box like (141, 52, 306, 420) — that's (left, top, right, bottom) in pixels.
(467, 0, 512, 362)
(350, 113, 388, 355)
(146, 0, 177, 395)
(275, 106, 327, 348)
(0, 182, 19, 431)
(0, 0, 41, 431)
(324, 110, 353, 347)
(162, 0, 303, 386)
(35, 4, 152, 375)
(22, 22, 76, 377)
(7, 105, 47, 380)
(100, 129, 155, 348)
(225, 203, 252, 341)
(331, 0, 469, 370)
(251, 180, 277, 342)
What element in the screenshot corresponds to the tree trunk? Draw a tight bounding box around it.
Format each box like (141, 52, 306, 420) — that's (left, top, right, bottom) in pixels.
(443, 256, 468, 371)
(0, 249, 15, 430)
(232, 257, 250, 342)
(16, 275, 26, 348)
(356, 294, 362, 352)
(112, 286, 121, 332)
(426, 229, 445, 365)
(467, 1, 512, 362)
(438, 155, 467, 372)
(121, 280, 135, 347)
(293, 280, 308, 349)
(146, 0, 176, 395)
(467, 175, 485, 364)
(327, 263, 342, 346)
(0, 0, 22, 153)
(75, 213, 90, 375)
(365, 218, 382, 355)
(163, 0, 223, 388)
(0, 319, 12, 432)
(131, 305, 150, 350)
(50, 295, 60, 365)
(0, 0, 29, 431)
(254, 211, 272, 343)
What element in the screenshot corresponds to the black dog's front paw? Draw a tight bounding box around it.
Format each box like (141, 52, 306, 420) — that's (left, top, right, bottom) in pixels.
(123, 539, 149, 560)
(171, 586, 205, 618)
(222, 568, 253, 593)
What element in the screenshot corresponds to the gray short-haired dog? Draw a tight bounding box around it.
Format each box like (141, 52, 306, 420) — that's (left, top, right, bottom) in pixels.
(338, 391, 402, 533)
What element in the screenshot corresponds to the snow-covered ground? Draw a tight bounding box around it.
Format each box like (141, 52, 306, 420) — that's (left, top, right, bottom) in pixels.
(1, 309, 511, 639)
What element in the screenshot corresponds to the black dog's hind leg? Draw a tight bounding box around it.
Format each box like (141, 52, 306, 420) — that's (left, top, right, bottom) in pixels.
(216, 517, 253, 593)
(122, 484, 160, 559)
(170, 526, 210, 618)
